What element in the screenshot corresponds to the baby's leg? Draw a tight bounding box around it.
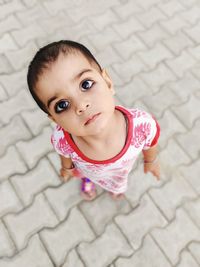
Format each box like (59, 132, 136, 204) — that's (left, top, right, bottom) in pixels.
(81, 178, 96, 201)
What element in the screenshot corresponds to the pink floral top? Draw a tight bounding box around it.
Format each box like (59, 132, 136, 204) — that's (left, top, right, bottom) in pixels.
(51, 106, 160, 193)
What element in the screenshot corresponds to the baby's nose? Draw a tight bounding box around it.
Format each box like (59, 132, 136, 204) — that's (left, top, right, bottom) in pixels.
(76, 103, 91, 115)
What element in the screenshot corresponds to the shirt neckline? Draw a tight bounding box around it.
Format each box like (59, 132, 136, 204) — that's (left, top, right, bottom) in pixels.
(63, 106, 133, 164)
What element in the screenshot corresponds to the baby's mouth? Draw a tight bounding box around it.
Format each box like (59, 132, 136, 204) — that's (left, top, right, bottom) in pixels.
(84, 113, 101, 125)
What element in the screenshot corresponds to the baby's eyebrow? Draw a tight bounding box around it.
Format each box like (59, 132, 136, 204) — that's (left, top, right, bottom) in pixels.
(73, 69, 93, 81)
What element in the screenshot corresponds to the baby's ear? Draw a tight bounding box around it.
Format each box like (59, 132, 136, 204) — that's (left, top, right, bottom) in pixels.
(101, 69, 115, 95)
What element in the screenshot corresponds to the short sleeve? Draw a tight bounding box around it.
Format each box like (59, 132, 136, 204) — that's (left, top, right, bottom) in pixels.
(132, 109, 160, 150)
(51, 125, 72, 158)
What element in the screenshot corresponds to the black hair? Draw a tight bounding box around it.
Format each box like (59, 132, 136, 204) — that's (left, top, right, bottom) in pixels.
(27, 40, 102, 114)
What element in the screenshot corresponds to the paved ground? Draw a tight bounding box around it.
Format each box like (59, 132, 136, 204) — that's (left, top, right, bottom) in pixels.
(0, 0, 200, 266)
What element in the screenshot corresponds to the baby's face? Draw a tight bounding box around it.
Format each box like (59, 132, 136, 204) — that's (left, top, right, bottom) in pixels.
(36, 52, 116, 136)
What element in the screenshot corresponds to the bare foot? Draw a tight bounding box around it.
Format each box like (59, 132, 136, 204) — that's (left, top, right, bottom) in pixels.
(81, 178, 97, 201)
(109, 192, 124, 200)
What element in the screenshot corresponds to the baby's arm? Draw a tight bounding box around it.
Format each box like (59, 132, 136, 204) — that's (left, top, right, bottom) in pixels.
(59, 155, 74, 182)
(142, 144, 160, 180)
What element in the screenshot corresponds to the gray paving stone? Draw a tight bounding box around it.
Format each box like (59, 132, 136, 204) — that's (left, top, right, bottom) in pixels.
(44, 179, 82, 221)
(0, 146, 27, 182)
(113, 1, 142, 19)
(0, 14, 21, 36)
(16, 126, 53, 169)
(176, 120, 200, 160)
(0, 84, 7, 101)
(47, 151, 60, 174)
(62, 249, 84, 267)
(0, 180, 22, 217)
(180, 159, 200, 194)
(158, 0, 186, 17)
(11, 158, 60, 206)
(21, 108, 50, 136)
(43, 0, 75, 16)
(116, 77, 150, 106)
(168, 72, 200, 101)
(115, 235, 171, 267)
(159, 109, 186, 148)
(184, 198, 200, 228)
(0, 116, 31, 157)
(178, 0, 197, 8)
(151, 209, 200, 265)
(41, 207, 95, 266)
(184, 21, 200, 43)
(0, 54, 13, 74)
(163, 31, 194, 56)
(142, 86, 180, 118)
(0, 0, 25, 20)
(140, 63, 176, 90)
(0, 234, 54, 267)
(88, 26, 121, 51)
(189, 242, 200, 264)
(112, 16, 145, 39)
(180, 6, 200, 25)
(80, 193, 131, 235)
(0, 220, 15, 257)
(95, 45, 122, 68)
(113, 55, 146, 83)
(188, 45, 200, 61)
(166, 51, 197, 78)
(5, 41, 38, 71)
(113, 34, 147, 60)
(172, 94, 200, 129)
(177, 250, 199, 267)
(136, 6, 167, 28)
(0, 68, 27, 97)
(4, 194, 58, 250)
(125, 165, 164, 207)
(16, 4, 49, 25)
(0, 33, 18, 53)
(137, 23, 170, 48)
(89, 9, 119, 31)
(160, 16, 189, 35)
(149, 171, 197, 220)
(0, 90, 36, 125)
(137, 43, 173, 70)
(12, 23, 46, 47)
(39, 11, 74, 35)
(115, 194, 167, 249)
(159, 139, 191, 173)
(78, 223, 133, 267)
(135, 0, 161, 10)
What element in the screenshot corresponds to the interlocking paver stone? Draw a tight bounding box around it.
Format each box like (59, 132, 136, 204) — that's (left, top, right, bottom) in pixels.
(184, 198, 200, 228)
(137, 23, 170, 48)
(11, 158, 60, 206)
(4, 194, 58, 250)
(177, 250, 199, 267)
(0, 115, 31, 157)
(115, 235, 171, 267)
(180, 6, 200, 25)
(158, 0, 185, 17)
(0, 180, 22, 217)
(80, 193, 131, 235)
(149, 171, 197, 220)
(113, 1, 142, 19)
(78, 223, 133, 267)
(0, 221, 15, 257)
(62, 249, 84, 267)
(115, 194, 167, 249)
(184, 21, 200, 43)
(151, 209, 200, 265)
(189, 242, 200, 264)
(0, 146, 27, 182)
(16, 126, 53, 169)
(40, 207, 95, 266)
(160, 15, 189, 35)
(0, 33, 18, 53)
(0, 0, 25, 20)
(44, 179, 82, 221)
(180, 159, 200, 194)
(0, 234, 54, 267)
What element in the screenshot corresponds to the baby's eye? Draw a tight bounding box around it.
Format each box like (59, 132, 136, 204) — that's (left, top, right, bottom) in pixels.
(54, 100, 70, 113)
(81, 80, 94, 91)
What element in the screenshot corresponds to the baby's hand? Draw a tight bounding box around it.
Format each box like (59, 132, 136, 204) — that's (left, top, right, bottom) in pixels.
(60, 166, 75, 182)
(144, 160, 160, 181)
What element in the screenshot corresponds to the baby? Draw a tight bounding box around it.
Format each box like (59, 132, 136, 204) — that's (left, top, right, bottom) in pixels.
(27, 40, 160, 201)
